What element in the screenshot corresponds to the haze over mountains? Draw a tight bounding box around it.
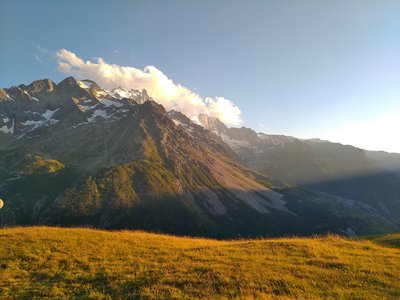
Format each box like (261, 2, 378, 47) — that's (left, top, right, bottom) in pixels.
(1, 77, 400, 237)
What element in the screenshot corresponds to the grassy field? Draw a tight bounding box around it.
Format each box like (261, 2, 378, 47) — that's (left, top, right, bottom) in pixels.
(0, 227, 399, 299)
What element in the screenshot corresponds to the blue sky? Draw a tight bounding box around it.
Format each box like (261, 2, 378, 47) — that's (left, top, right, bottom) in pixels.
(1, 0, 399, 152)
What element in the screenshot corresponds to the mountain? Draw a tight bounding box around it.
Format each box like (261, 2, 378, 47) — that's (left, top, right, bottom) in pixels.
(0, 77, 399, 237)
(198, 114, 400, 230)
(364, 150, 400, 177)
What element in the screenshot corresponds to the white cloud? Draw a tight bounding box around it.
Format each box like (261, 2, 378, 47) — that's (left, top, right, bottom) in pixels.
(34, 44, 49, 64)
(55, 49, 243, 126)
(34, 53, 43, 63)
(36, 44, 48, 53)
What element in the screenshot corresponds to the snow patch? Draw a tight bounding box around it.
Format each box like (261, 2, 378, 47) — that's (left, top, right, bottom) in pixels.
(220, 134, 255, 152)
(0, 119, 14, 134)
(20, 119, 43, 131)
(3, 118, 10, 123)
(42, 108, 60, 121)
(32, 97, 39, 102)
(171, 117, 194, 132)
(108, 88, 140, 100)
(72, 122, 88, 129)
(72, 107, 128, 128)
(101, 99, 124, 108)
(87, 109, 110, 122)
(21, 120, 42, 126)
(25, 111, 39, 115)
(49, 119, 59, 125)
(20, 108, 60, 132)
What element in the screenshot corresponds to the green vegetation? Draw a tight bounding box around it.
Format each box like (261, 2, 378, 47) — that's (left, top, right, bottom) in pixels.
(55, 160, 182, 221)
(364, 233, 400, 248)
(24, 155, 65, 174)
(0, 227, 399, 299)
(1, 168, 77, 225)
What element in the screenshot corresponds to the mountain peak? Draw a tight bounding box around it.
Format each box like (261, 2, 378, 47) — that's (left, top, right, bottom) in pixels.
(198, 114, 227, 133)
(4, 85, 32, 101)
(19, 79, 55, 95)
(54, 76, 93, 99)
(58, 76, 79, 87)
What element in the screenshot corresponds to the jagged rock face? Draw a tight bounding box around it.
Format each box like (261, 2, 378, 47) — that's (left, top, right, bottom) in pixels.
(198, 114, 295, 166)
(18, 79, 55, 96)
(198, 114, 227, 133)
(1, 77, 399, 237)
(0, 77, 150, 144)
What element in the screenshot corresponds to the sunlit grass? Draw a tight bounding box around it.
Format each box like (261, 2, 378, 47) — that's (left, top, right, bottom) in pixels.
(1, 227, 399, 299)
(24, 155, 65, 174)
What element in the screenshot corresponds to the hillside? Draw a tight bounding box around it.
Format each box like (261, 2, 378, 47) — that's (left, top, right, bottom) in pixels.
(197, 114, 400, 230)
(365, 232, 400, 248)
(3, 77, 399, 237)
(0, 77, 297, 237)
(1, 227, 399, 299)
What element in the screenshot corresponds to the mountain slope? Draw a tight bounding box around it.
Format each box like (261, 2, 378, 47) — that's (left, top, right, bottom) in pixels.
(1, 77, 399, 237)
(197, 114, 400, 232)
(0, 77, 303, 237)
(365, 150, 400, 177)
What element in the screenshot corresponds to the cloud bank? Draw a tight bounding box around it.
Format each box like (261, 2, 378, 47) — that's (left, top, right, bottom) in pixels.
(55, 49, 242, 126)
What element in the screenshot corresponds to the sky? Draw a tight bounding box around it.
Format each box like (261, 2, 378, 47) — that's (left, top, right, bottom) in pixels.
(1, 0, 399, 153)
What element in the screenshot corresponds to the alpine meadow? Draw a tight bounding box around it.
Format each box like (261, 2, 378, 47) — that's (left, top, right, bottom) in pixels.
(1, 1, 400, 299)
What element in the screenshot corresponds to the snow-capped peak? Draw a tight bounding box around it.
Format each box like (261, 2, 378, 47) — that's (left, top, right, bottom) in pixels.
(108, 87, 141, 100)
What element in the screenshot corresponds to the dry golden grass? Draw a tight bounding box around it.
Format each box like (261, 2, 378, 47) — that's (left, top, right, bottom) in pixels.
(0, 227, 399, 299)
